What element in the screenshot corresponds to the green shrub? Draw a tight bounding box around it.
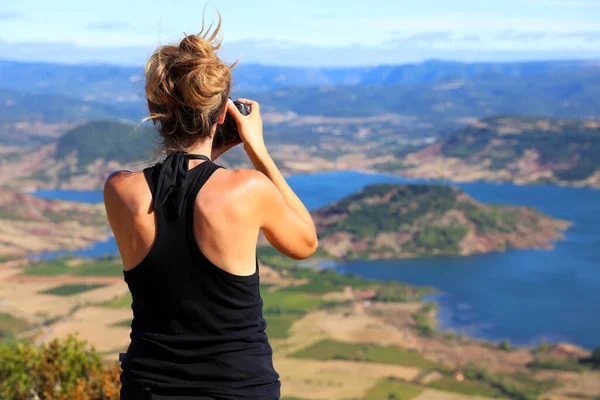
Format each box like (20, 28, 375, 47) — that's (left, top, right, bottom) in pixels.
(499, 340, 511, 351)
(0, 335, 121, 399)
(412, 303, 438, 337)
(590, 346, 600, 368)
(534, 342, 552, 354)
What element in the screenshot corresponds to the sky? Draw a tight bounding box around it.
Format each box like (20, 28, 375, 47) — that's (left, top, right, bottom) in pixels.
(0, 0, 599, 66)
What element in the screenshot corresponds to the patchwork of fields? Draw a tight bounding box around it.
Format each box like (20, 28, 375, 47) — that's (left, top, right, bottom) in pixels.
(0, 254, 598, 400)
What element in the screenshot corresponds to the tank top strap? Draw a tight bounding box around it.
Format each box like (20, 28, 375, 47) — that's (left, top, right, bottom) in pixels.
(142, 165, 158, 204)
(184, 160, 224, 215)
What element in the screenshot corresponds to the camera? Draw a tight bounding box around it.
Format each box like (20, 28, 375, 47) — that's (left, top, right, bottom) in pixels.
(213, 98, 251, 149)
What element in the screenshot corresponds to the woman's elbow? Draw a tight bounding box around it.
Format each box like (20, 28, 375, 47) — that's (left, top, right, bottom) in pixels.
(291, 235, 319, 260)
(307, 235, 319, 258)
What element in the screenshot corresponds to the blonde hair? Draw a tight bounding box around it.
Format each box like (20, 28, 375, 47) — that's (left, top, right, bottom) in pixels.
(144, 11, 235, 152)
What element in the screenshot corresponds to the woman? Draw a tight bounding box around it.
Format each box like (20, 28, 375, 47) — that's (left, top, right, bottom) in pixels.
(103, 15, 318, 400)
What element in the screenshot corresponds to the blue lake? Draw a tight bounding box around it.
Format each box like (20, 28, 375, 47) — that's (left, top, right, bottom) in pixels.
(32, 189, 104, 203)
(31, 171, 600, 349)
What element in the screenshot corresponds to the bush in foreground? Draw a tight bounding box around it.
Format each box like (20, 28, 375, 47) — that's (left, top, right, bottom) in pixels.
(0, 334, 121, 400)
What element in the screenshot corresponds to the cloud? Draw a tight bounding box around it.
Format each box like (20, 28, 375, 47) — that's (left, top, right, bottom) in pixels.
(558, 31, 600, 42)
(496, 30, 600, 43)
(383, 28, 600, 53)
(86, 21, 129, 31)
(406, 32, 453, 43)
(462, 35, 482, 42)
(0, 40, 150, 66)
(497, 30, 548, 42)
(311, 13, 334, 19)
(0, 11, 24, 20)
(524, 0, 600, 6)
(388, 31, 453, 46)
(0, 35, 599, 68)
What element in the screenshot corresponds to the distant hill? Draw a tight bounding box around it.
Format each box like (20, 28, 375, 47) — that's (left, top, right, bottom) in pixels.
(0, 113, 440, 190)
(0, 189, 109, 257)
(1, 58, 598, 124)
(54, 120, 157, 166)
(5, 115, 600, 190)
(0, 120, 158, 190)
(0, 88, 146, 122)
(313, 184, 569, 260)
(1, 58, 598, 101)
(0, 60, 145, 104)
(392, 116, 600, 187)
(251, 71, 600, 119)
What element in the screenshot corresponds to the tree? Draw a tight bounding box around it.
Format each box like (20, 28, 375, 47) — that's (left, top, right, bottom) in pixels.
(0, 334, 121, 400)
(499, 340, 511, 351)
(590, 346, 600, 368)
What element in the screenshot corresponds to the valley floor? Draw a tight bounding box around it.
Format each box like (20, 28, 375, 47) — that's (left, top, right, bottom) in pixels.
(0, 257, 597, 400)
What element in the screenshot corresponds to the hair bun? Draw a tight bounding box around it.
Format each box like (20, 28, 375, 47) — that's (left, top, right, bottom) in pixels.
(179, 34, 218, 59)
(144, 11, 235, 152)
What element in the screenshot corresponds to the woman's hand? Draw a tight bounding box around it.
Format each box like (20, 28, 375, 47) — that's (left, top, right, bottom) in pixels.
(227, 98, 267, 157)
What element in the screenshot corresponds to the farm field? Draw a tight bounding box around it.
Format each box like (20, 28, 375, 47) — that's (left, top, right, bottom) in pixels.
(0, 254, 598, 400)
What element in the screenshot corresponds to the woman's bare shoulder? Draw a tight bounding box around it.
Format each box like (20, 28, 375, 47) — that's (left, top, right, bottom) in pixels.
(204, 168, 276, 212)
(103, 170, 151, 214)
(217, 168, 275, 197)
(104, 169, 146, 193)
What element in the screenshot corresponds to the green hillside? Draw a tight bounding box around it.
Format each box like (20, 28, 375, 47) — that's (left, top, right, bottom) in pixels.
(6, 115, 600, 190)
(440, 116, 600, 182)
(0, 120, 159, 191)
(55, 120, 158, 167)
(313, 183, 569, 259)
(393, 116, 600, 186)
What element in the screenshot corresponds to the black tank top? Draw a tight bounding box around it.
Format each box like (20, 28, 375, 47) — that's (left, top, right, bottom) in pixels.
(120, 152, 280, 400)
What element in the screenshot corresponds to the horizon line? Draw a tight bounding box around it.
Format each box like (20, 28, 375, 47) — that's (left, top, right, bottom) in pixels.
(1, 56, 599, 70)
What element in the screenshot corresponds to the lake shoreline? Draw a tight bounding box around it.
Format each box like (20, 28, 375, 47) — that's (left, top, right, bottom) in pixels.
(15, 170, 600, 350)
(313, 252, 593, 351)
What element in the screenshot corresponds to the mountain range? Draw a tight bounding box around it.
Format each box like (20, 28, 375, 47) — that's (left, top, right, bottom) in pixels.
(1, 58, 599, 189)
(1, 68, 599, 123)
(1, 59, 598, 101)
(0, 88, 145, 125)
(250, 70, 600, 118)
